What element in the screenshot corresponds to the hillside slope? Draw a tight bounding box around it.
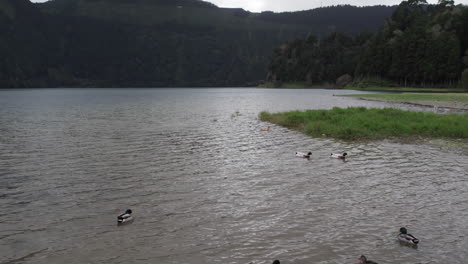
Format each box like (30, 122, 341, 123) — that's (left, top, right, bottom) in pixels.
(0, 0, 395, 87)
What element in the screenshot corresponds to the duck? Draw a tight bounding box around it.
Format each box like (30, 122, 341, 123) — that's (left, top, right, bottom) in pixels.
(296, 151, 312, 158)
(330, 152, 347, 160)
(358, 255, 378, 264)
(272, 260, 280, 264)
(398, 227, 419, 245)
(117, 209, 133, 224)
(260, 126, 271, 131)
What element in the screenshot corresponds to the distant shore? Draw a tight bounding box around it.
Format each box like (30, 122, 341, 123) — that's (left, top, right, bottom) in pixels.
(258, 82, 466, 93)
(342, 93, 468, 111)
(257, 82, 324, 89)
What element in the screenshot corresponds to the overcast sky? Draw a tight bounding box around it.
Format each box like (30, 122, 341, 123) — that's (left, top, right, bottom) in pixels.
(30, 0, 466, 12)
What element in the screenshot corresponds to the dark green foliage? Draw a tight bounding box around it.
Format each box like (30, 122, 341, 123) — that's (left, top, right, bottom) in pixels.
(462, 69, 468, 91)
(0, 0, 50, 87)
(260, 107, 468, 140)
(463, 50, 468, 91)
(266, 32, 367, 85)
(464, 50, 468, 67)
(255, 5, 397, 35)
(267, 1, 468, 89)
(0, 0, 395, 88)
(355, 1, 467, 87)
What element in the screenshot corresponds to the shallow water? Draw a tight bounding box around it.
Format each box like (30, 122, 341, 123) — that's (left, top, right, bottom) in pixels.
(0, 88, 467, 264)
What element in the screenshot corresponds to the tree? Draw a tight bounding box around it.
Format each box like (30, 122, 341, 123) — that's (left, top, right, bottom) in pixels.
(408, 0, 428, 5)
(463, 49, 468, 67)
(462, 69, 468, 91)
(354, 1, 467, 87)
(438, 0, 454, 7)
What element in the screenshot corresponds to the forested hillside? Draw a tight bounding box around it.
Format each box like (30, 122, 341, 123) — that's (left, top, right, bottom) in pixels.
(266, 0, 468, 89)
(266, 33, 371, 85)
(256, 5, 396, 35)
(356, 0, 468, 87)
(0, 0, 49, 87)
(0, 0, 395, 88)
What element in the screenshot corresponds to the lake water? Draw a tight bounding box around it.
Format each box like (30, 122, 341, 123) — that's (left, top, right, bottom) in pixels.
(1, 88, 467, 264)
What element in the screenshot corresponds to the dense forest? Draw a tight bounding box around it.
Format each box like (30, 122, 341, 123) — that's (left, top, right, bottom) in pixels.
(0, 0, 396, 88)
(266, 0, 468, 89)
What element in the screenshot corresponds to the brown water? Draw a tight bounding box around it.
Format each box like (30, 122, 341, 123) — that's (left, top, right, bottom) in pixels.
(1, 88, 467, 264)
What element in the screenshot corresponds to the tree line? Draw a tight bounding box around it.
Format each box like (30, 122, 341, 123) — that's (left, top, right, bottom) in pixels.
(267, 0, 468, 89)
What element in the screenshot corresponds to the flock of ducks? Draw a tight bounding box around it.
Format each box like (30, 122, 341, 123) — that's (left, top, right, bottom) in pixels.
(270, 255, 380, 264)
(270, 228, 419, 264)
(117, 208, 419, 264)
(263, 126, 348, 161)
(268, 124, 419, 263)
(269, 255, 379, 264)
(296, 151, 348, 160)
(116, 125, 420, 263)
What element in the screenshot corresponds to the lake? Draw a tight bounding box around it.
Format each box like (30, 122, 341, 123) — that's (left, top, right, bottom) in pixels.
(1, 88, 467, 264)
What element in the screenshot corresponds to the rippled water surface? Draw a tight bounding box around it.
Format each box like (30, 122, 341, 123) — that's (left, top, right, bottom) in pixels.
(1, 88, 467, 264)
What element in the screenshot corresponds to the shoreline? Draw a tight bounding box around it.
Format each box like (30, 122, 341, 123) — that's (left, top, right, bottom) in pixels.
(259, 107, 468, 141)
(355, 97, 468, 112)
(342, 93, 468, 112)
(258, 82, 466, 93)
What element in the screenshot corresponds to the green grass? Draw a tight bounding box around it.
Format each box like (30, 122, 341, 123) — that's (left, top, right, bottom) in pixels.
(259, 107, 468, 140)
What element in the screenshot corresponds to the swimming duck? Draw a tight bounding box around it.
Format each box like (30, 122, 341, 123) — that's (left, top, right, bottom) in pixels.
(296, 151, 312, 158)
(330, 152, 347, 160)
(358, 255, 378, 264)
(261, 126, 271, 131)
(117, 209, 133, 224)
(272, 260, 280, 264)
(398, 227, 419, 245)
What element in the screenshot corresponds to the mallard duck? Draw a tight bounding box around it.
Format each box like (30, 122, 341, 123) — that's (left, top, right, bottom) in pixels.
(398, 227, 419, 244)
(296, 151, 312, 158)
(260, 126, 271, 131)
(117, 209, 133, 224)
(358, 255, 378, 264)
(330, 152, 347, 159)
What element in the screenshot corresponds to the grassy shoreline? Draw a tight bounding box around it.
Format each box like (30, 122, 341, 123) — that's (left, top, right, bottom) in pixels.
(258, 82, 466, 93)
(344, 93, 468, 110)
(259, 107, 468, 140)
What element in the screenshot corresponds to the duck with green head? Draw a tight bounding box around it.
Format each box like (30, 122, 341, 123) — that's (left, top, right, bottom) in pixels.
(398, 227, 419, 245)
